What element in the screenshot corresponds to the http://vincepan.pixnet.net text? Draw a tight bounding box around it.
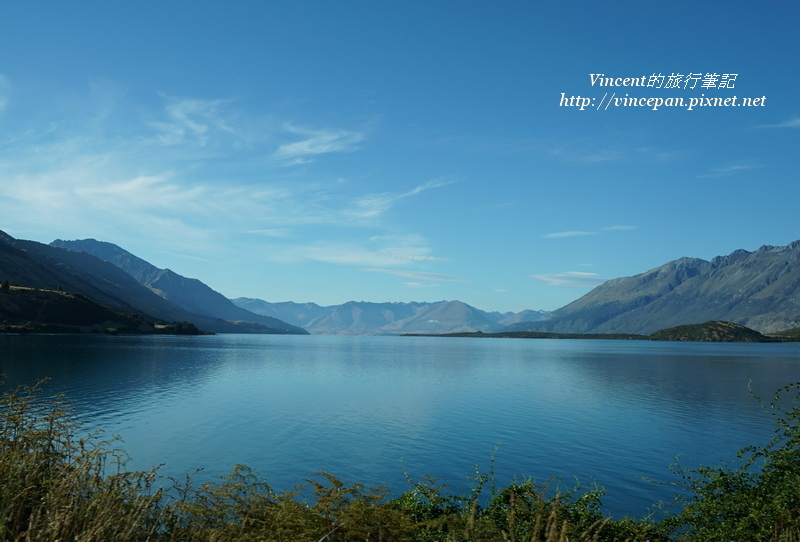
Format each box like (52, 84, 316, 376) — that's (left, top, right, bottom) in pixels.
(559, 72, 766, 111)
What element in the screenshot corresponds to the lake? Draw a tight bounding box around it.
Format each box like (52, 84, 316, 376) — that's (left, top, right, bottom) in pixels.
(1, 333, 799, 519)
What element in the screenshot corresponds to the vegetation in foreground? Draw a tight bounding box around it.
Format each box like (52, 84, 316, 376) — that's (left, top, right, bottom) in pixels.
(1, 381, 800, 541)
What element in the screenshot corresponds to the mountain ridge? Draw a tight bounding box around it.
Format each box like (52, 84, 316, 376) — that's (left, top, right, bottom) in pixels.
(0, 231, 304, 334)
(7, 229, 799, 337)
(507, 240, 800, 335)
(50, 238, 307, 335)
(232, 297, 550, 335)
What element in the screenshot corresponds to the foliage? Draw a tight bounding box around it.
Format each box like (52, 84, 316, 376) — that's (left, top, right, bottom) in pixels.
(155, 321, 207, 335)
(662, 382, 800, 540)
(0, 380, 166, 540)
(2, 378, 800, 540)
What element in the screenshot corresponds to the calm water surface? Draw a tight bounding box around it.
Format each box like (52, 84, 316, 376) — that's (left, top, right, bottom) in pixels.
(2, 333, 799, 519)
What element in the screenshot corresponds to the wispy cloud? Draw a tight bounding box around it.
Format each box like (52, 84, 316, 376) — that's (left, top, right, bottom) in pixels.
(150, 97, 237, 147)
(542, 226, 635, 239)
(264, 237, 445, 269)
(546, 145, 624, 163)
(362, 268, 467, 282)
(0, 91, 429, 242)
(0, 83, 451, 284)
(529, 271, 605, 288)
(274, 123, 364, 165)
(697, 164, 759, 178)
(758, 117, 800, 129)
(347, 177, 455, 220)
(540, 231, 598, 239)
(244, 228, 293, 238)
(390, 254, 450, 262)
(545, 140, 682, 164)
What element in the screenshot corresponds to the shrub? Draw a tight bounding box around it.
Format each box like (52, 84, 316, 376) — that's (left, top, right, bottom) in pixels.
(663, 382, 800, 540)
(0, 380, 166, 540)
(3, 378, 799, 540)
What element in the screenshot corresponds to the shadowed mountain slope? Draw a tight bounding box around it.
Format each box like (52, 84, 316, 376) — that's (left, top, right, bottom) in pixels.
(0, 231, 303, 334)
(50, 238, 306, 334)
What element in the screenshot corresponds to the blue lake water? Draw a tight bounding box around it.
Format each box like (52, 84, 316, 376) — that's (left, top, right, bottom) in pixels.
(1, 333, 799, 519)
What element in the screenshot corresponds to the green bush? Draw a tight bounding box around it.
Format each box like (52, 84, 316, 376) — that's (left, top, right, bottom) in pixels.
(663, 382, 800, 541)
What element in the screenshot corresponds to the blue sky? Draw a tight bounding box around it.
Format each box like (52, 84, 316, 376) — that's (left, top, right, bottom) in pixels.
(1, 1, 798, 312)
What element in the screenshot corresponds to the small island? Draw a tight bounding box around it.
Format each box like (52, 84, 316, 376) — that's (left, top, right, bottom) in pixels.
(649, 321, 779, 342)
(406, 321, 800, 343)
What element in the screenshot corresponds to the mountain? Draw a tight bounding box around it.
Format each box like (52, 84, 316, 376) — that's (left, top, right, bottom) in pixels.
(0, 284, 150, 333)
(50, 238, 307, 335)
(379, 300, 502, 334)
(294, 301, 430, 334)
(497, 309, 551, 327)
(0, 231, 303, 334)
(232, 297, 548, 335)
(507, 241, 800, 335)
(230, 298, 329, 328)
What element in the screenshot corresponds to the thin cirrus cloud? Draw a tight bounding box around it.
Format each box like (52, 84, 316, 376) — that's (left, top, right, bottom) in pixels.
(758, 117, 800, 129)
(264, 240, 445, 269)
(542, 226, 637, 238)
(361, 268, 467, 282)
(529, 271, 605, 288)
(540, 231, 598, 239)
(0, 88, 437, 236)
(150, 97, 238, 147)
(0, 85, 453, 279)
(243, 228, 293, 238)
(697, 164, 759, 179)
(274, 123, 364, 165)
(347, 177, 456, 220)
(545, 141, 681, 165)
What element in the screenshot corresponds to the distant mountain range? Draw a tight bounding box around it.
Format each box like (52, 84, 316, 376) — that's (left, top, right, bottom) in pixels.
(508, 241, 800, 335)
(232, 298, 551, 335)
(4, 229, 800, 337)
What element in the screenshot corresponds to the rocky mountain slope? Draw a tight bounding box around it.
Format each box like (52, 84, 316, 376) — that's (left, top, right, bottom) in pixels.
(0, 231, 304, 334)
(507, 241, 800, 335)
(50, 238, 306, 334)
